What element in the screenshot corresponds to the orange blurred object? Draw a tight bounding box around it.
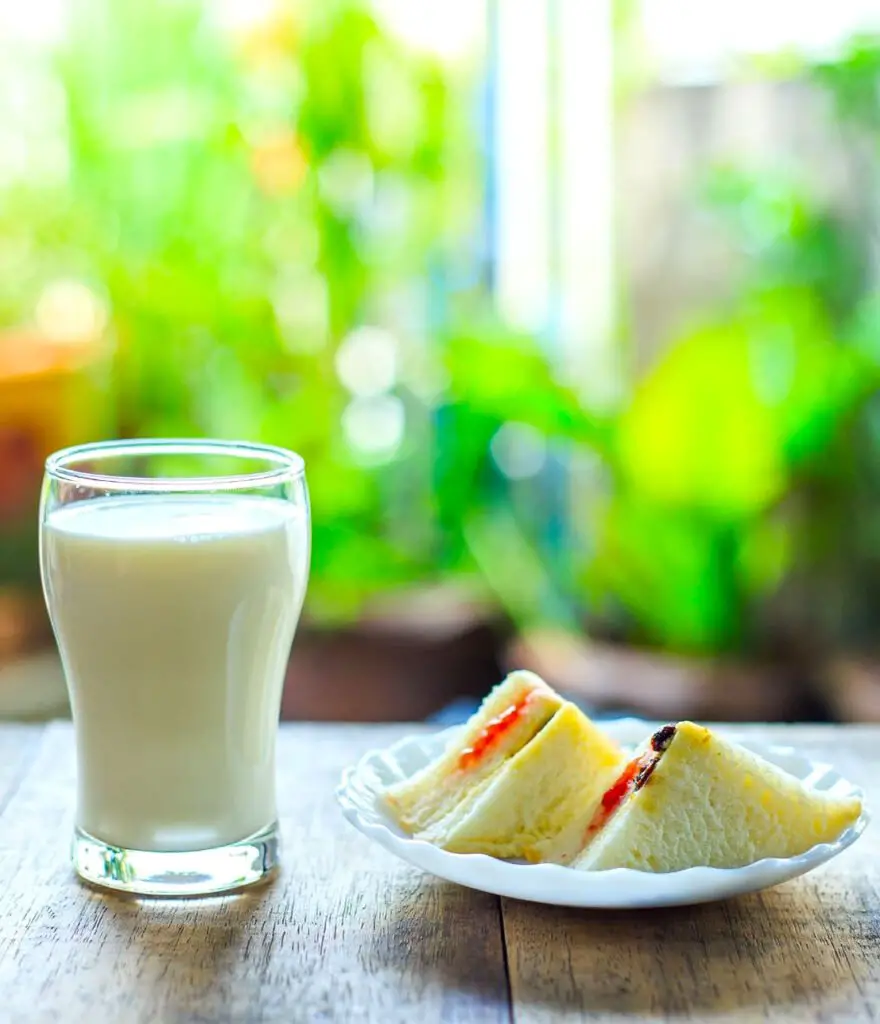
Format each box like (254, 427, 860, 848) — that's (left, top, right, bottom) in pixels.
(0, 328, 107, 522)
(250, 131, 308, 196)
(0, 328, 108, 673)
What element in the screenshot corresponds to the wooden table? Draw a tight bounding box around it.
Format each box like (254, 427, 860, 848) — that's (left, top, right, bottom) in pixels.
(0, 722, 877, 1023)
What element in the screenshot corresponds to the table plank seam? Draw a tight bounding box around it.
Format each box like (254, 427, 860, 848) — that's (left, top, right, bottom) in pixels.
(497, 898, 515, 1024)
(0, 722, 875, 1022)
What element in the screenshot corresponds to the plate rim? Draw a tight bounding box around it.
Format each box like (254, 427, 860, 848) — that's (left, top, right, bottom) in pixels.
(335, 720, 870, 907)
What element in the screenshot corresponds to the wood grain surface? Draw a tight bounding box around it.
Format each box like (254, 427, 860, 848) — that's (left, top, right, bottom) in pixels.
(504, 728, 880, 1024)
(0, 722, 875, 1023)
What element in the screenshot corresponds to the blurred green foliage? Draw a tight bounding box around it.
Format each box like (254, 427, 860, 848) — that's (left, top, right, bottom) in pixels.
(3, 4, 880, 664)
(0, 0, 484, 620)
(445, 38, 880, 660)
(589, 39, 880, 657)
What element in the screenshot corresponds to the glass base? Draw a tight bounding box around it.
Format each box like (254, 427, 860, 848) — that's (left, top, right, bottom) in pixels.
(71, 823, 280, 897)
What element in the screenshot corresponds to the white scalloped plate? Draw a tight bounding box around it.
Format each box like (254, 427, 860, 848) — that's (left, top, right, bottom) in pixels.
(336, 719, 869, 908)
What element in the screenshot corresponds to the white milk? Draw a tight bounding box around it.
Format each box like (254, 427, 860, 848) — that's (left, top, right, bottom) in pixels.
(41, 494, 309, 852)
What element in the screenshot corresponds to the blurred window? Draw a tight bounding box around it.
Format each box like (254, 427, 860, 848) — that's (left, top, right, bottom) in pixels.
(489, 0, 616, 404)
(643, 0, 880, 83)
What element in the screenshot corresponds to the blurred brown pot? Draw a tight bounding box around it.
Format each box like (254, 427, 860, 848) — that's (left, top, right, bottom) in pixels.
(281, 584, 508, 722)
(0, 589, 52, 665)
(507, 628, 806, 723)
(820, 658, 880, 722)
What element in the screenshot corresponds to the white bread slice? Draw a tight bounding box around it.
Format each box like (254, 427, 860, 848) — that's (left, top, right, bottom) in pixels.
(573, 721, 863, 872)
(384, 671, 564, 834)
(418, 702, 625, 860)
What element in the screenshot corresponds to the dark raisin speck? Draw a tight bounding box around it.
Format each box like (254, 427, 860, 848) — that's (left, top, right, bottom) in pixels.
(651, 724, 676, 752)
(633, 756, 658, 791)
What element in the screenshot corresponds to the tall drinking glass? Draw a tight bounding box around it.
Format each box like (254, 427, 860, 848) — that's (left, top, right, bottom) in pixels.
(39, 439, 310, 896)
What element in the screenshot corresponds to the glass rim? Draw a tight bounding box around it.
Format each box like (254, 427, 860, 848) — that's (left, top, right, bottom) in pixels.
(44, 438, 306, 492)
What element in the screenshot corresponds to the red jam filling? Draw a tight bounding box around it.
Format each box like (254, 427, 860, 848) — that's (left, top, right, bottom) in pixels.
(584, 724, 676, 839)
(585, 756, 644, 837)
(458, 694, 532, 770)
(601, 758, 642, 817)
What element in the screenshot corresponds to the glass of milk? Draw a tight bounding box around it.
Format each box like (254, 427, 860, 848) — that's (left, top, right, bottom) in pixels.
(39, 439, 310, 896)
